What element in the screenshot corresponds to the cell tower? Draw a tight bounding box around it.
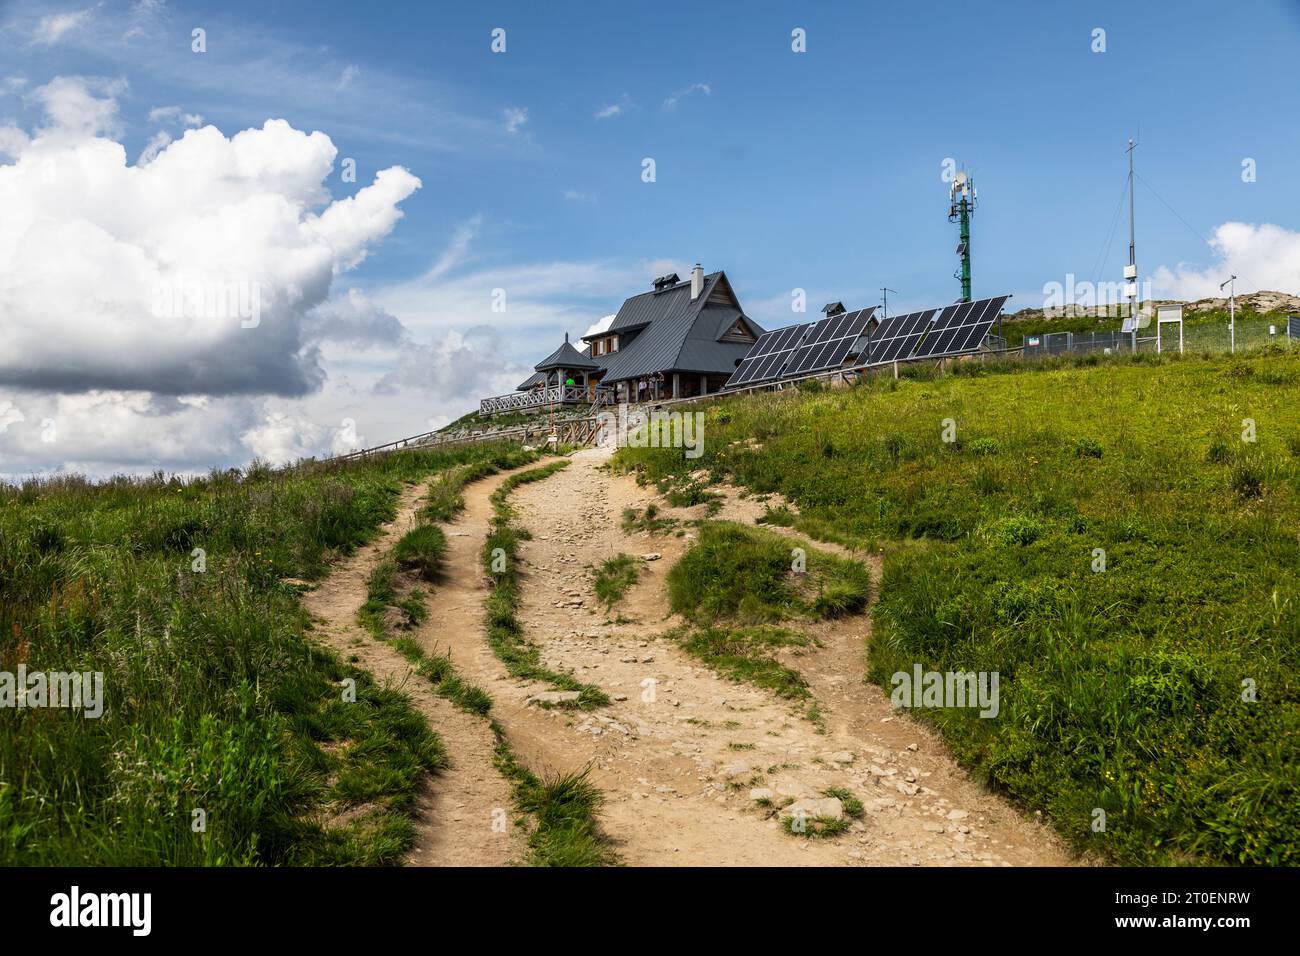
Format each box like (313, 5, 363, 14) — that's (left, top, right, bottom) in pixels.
(948, 171, 977, 302)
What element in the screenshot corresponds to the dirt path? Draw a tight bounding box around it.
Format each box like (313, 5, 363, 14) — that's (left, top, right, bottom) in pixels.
(488, 446, 1077, 866)
(301, 477, 527, 867)
(304, 450, 1077, 867)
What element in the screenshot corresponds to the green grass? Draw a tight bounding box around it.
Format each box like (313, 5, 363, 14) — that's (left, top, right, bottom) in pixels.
(667, 522, 870, 625)
(0, 440, 524, 865)
(422, 448, 540, 523)
(824, 786, 864, 818)
(482, 460, 609, 708)
(620, 503, 678, 534)
(593, 554, 640, 609)
(491, 727, 618, 866)
(615, 347, 1300, 866)
(781, 814, 850, 838)
(671, 626, 811, 701)
(391, 524, 447, 580)
(660, 522, 865, 707)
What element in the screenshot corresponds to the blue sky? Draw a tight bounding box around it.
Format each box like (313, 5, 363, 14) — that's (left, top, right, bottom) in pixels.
(1, 0, 1299, 472)
(10, 0, 1300, 313)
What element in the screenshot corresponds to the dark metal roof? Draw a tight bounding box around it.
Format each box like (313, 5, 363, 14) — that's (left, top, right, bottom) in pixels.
(515, 370, 546, 391)
(534, 336, 599, 371)
(597, 271, 765, 382)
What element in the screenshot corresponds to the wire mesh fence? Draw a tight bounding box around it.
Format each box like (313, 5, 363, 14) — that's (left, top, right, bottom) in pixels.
(1021, 315, 1300, 359)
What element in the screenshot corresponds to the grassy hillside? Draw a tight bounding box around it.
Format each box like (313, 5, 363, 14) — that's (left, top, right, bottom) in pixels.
(0, 442, 528, 865)
(615, 347, 1300, 865)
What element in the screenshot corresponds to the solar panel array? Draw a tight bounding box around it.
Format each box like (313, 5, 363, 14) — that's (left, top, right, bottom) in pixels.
(726, 321, 813, 387)
(863, 295, 1008, 365)
(725, 295, 1009, 390)
(1289, 315, 1300, 341)
(784, 307, 876, 376)
(725, 308, 878, 388)
(912, 296, 1009, 358)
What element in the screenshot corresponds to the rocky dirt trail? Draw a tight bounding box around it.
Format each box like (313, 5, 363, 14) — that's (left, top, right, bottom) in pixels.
(301, 476, 528, 867)
(305, 450, 1077, 866)
(490, 446, 1077, 866)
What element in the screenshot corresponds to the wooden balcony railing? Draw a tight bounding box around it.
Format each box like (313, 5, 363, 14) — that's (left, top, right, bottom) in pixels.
(479, 385, 613, 416)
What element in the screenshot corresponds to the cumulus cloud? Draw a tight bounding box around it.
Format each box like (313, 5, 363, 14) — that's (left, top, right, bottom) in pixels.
(1151, 222, 1300, 299)
(0, 76, 421, 397)
(31, 76, 127, 137)
(305, 288, 405, 347)
(241, 411, 327, 464)
(0, 125, 30, 158)
(373, 326, 528, 400)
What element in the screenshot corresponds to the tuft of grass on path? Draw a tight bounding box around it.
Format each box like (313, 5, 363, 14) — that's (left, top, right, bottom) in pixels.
(593, 553, 640, 610)
(670, 625, 811, 701)
(492, 729, 618, 867)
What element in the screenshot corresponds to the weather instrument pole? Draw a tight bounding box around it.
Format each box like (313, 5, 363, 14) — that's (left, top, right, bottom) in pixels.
(948, 172, 975, 303)
(1221, 275, 1237, 353)
(1126, 139, 1139, 352)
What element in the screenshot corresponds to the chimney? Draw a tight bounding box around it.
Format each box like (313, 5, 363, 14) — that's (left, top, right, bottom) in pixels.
(690, 263, 704, 301)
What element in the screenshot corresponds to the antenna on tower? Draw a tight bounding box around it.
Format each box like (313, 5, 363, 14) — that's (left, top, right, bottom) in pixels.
(1125, 138, 1139, 350)
(948, 170, 976, 302)
(880, 287, 897, 319)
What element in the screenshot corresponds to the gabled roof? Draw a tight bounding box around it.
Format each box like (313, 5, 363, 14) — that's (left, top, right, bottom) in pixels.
(597, 271, 765, 382)
(534, 335, 599, 371)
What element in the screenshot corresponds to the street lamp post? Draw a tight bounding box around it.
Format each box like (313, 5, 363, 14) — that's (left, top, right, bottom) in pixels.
(1220, 275, 1237, 353)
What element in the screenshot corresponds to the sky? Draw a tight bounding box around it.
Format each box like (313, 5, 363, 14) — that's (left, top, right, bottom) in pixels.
(1, 0, 1299, 477)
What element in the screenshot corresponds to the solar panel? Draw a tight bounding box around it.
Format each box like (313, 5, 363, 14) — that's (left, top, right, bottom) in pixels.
(912, 296, 1008, 358)
(724, 322, 812, 388)
(1289, 315, 1300, 341)
(863, 308, 936, 364)
(785, 307, 877, 376)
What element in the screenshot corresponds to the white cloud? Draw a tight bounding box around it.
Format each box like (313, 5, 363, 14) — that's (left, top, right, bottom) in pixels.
(335, 64, 359, 91)
(0, 125, 31, 158)
(136, 129, 170, 165)
(30, 75, 126, 138)
(663, 82, 711, 110)
(1151, 222, 1300, 299)
(563, 190, 596, 203)
(503, 106, 528, 134)
(34, 8, 94, 45)
(241, 411, 326, 464)
(0, 399, 25, 432)
(148, 105, 204, 127)
(0, 76, 421, 398)
(594, 94, 631, 120)
(374, 326, 528, 399)
(1, 76, 27, 96)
